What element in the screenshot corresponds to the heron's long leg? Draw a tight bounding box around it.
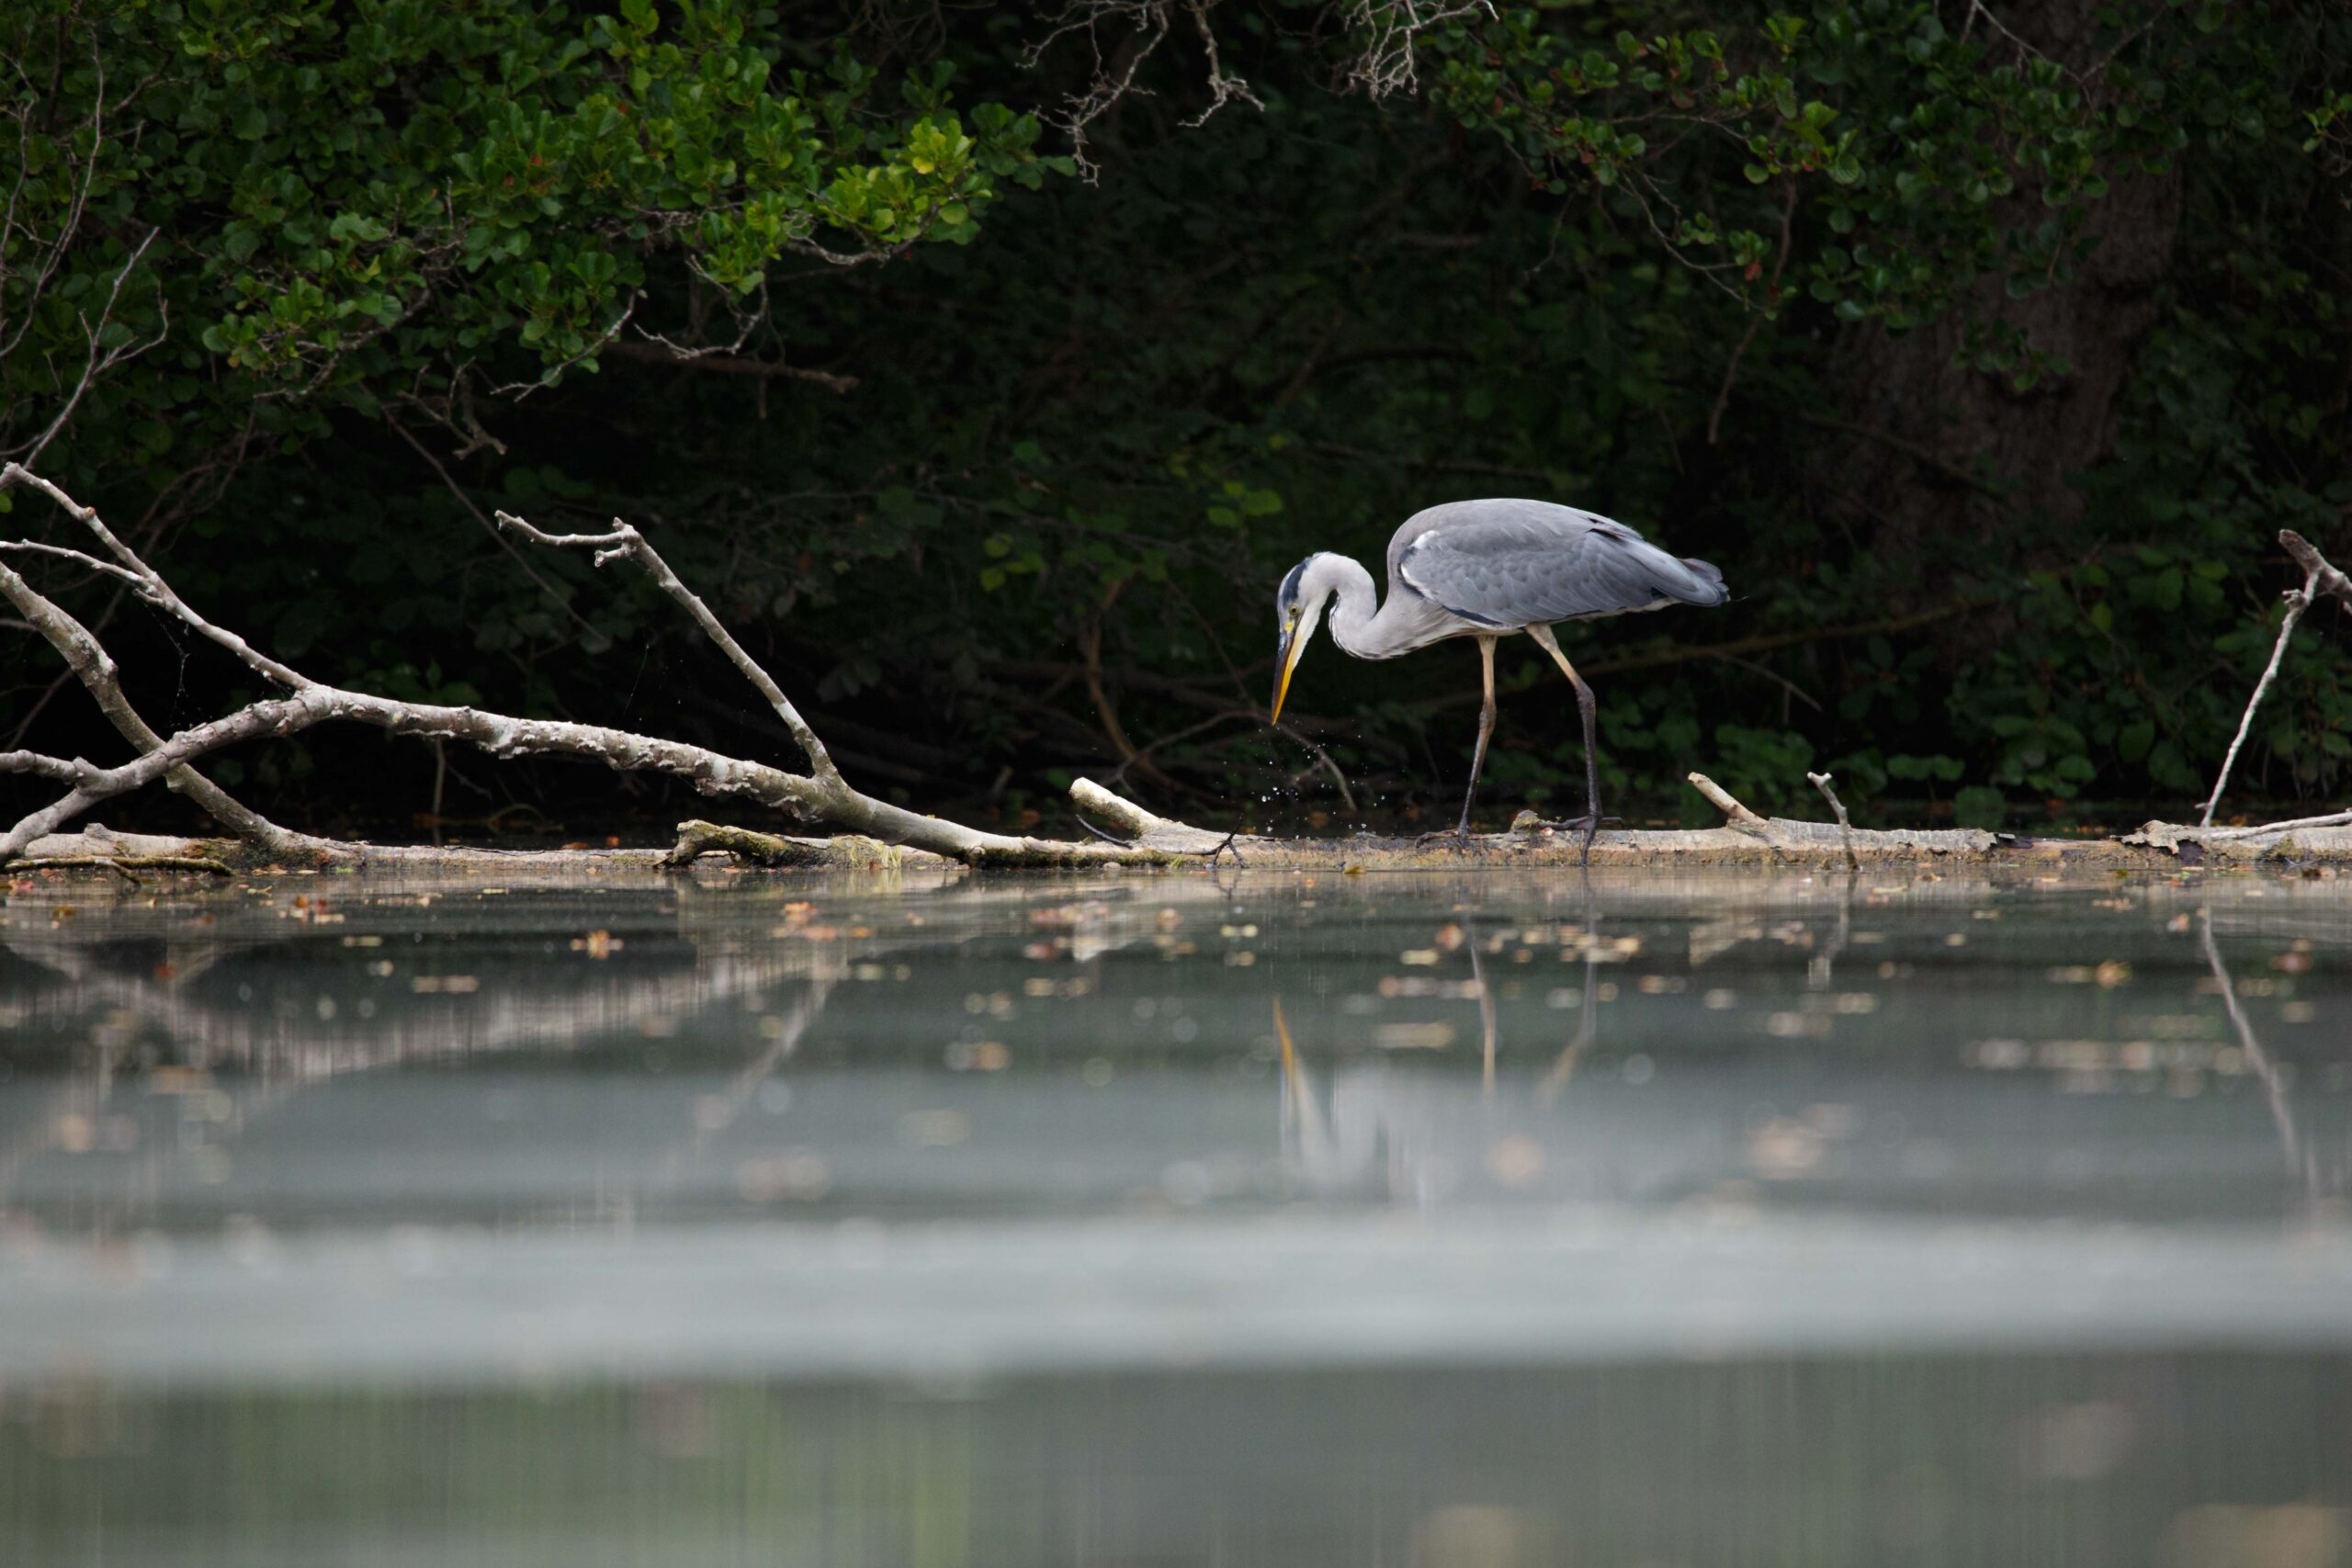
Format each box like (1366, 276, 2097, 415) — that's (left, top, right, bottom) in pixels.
(1526, 624, 1602, 860)
(1455, 635, 1499, 837)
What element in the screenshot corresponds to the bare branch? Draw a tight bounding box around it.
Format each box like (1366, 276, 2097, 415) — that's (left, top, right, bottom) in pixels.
(495, 509, 842, 785)
(1688, 772, 1771, 831)
(0, 540, 146, 587)
(0, 499, 313, 856)
(11, 228, 167, 467)
(490, 292, 640, 399)
(2200, 530, 2351, 827)
(1025, 0, 1184, 178)
(1337, 1, 1496, 99)
(2192, 808, 2352, 843)
(1807, 770, 1860, 871)
(6, 854, 232, 878)
(0, 462, 1193, 868)
(0, 43, 106, 365)
(0, 684, 827, 861)
(385, 417, 610, 644)
(1181, 0, 1262, 128)
(602, 340, 859, 391)
(0, 750, 85, 784)
(1, 461, 308, 688)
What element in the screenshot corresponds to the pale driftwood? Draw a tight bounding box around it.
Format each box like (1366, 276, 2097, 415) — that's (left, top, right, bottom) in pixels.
(2193, 808, 2352, 842)
(1069, 778, 1235, 853)
(662, 819, 951, 871)
(0, 468, 321, 859)
(2128, 816, 2352, 862)
(0, 465, 1192, 870)
(1687, 771, 1771, 830)
(2200, 529, 2352, 827)
(7, 854, 232, 878)
(1673, 773, 1999, 860)
(1806, 771, 1860, 871)
(493, 512, 842, 788)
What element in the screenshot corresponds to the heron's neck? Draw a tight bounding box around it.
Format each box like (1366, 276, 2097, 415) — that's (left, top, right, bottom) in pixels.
(1321, 555, 1383, 659)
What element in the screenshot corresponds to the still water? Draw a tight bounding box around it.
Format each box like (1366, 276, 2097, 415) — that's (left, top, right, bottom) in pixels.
(1, 863, 2348, 1566)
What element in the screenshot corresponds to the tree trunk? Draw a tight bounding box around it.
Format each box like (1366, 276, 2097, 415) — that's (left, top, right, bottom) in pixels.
(1819, 1, 2182, 561)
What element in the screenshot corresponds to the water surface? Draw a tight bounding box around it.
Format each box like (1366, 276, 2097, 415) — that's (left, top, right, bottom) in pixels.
(3, 865, 2347, 1564)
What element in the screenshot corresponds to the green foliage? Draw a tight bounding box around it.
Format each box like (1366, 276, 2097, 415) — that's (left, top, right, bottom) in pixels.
(2, 0, 1057, 485)
(1420, 2, 2285, 380)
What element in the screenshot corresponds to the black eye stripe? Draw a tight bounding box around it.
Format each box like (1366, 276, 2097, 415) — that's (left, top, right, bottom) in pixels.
(1276, 558, 1307, 616)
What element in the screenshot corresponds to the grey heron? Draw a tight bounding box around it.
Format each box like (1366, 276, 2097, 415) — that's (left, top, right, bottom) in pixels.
(1270, 498, 1728, 855)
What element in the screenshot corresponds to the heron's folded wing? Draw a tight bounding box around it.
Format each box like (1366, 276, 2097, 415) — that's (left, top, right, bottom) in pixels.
(1396, 512, 1723, 626)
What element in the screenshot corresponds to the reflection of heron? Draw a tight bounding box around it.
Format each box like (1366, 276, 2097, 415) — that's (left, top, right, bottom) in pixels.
(1270, 500, 1728, 852)
(1271, 932, 1564, 1201)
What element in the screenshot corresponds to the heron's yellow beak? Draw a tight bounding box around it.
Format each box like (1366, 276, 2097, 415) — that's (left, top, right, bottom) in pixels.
(1271, 618, 1306, 724)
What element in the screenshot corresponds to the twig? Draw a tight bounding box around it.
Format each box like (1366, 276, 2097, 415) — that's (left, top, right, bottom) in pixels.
(1273, 720, 1360, 813)
(16, 228, 164, 467)
(495, 510, 841, 785)
(1686, 772, 1770, 830)
(2190, 809, 2352, 843)
(1, 461, 309, 688)
(1082, 581, 1180, 793)
(0, 539, 146, 587)
(2201, 530, 2352, 827)
(0, 750, 84, 784)
(0, 472, 315, 853)
(601, 339, 858, 391)
(1807, 770, 1859, 871)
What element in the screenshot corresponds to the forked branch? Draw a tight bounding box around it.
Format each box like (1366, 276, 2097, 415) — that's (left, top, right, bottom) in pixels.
(2200, 529, 2352, 828)
(493, 510, 839, 784)
(0, 463, 1186, 867)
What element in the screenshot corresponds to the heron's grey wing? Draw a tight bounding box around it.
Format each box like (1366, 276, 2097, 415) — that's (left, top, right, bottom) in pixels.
(1394, 502, 1725, 626)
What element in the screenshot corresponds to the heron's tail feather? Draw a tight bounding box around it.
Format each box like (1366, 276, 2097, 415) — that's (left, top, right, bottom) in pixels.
(1671, 556, 1730, 607)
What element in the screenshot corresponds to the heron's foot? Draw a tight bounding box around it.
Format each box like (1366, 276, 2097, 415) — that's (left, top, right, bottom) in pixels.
(1414, 825, 1477, 847)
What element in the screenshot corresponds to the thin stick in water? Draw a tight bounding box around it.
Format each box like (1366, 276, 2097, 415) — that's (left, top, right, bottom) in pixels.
(1807, 771, 1860, 871)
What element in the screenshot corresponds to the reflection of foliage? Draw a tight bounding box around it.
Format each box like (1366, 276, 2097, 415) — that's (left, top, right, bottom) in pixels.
(3, 2, 2348, 833)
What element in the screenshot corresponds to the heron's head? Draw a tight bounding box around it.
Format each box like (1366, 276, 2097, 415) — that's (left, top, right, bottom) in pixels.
(1272, 554, 1335, 723)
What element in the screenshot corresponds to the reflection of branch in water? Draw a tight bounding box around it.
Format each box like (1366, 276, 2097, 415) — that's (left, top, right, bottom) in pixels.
(1541, 884, 1603, 1102)
(1808, 872, 1857, 992)
(5, 931, 826, 1083)
(0, 919, 835, 1224)
(673, 979, 835, 1161)
(1466, 923, 1498, 1095)
(2197, 907, 2306, 1190)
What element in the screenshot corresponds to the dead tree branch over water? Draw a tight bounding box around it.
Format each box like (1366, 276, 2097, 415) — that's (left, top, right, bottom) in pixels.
(2200, 530, 2352, 828)
(0, 463, 1192, 868)
(9, 461, 2352, 875)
